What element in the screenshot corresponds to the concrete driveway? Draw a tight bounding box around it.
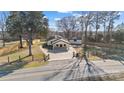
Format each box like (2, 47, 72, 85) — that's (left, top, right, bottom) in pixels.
(40, 46, 76, 61)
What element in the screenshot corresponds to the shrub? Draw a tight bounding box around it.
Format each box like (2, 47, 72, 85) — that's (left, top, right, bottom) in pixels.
(42, 43, 47, 48)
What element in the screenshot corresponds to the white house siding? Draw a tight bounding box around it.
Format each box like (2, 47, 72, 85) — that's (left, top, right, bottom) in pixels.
(47, 36, 70, 52)
(53, 41, 69, 47)
(53, 41, 69, 51)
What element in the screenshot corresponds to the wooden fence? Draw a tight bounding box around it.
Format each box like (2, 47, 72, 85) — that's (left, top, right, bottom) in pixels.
(0, 54, 50, 67)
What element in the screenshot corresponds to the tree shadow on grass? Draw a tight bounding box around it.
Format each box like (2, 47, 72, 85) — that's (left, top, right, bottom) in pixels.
(0, 55, 29, 78)
(107, 55, 124, 65)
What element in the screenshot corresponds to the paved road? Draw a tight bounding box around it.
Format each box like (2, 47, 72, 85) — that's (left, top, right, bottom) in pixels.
(0, 58, 100, 81)
(0, 58, 82, 81)
(1, 57, 124, 81)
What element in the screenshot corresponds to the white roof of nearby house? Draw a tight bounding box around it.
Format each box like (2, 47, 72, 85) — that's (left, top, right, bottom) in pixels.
(52, 39, 70, 45)
(47, 35, 69, 45)
(70, 37, 82, 40)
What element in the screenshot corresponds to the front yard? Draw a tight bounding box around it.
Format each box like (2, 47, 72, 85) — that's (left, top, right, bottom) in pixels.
(74, 47, 101, 61)
(0, 40, 48, 77)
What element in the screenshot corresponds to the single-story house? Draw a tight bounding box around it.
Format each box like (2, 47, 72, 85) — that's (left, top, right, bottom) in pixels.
(47, 35, 62, 46)
(47, 35, 70, 51)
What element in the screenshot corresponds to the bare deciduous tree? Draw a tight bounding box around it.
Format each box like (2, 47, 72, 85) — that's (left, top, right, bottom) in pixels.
(92, 12, 102, 42)
(56, 16, 79, 40)
(0, 12, 9, 47)
(79, 12, 94, 63)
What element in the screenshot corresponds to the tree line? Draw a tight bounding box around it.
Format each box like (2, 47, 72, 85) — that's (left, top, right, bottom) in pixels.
(56, 11, 123, 44)
(56, 11, 124, 63)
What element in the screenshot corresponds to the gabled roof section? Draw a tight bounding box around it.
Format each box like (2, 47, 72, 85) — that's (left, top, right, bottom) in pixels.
(52, 39, 70, 45)
(47, 35, 70, 45)
(47, 35, 62, 41)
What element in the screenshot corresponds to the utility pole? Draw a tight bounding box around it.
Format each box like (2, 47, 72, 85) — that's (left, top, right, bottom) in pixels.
(28, 27, 32, 56)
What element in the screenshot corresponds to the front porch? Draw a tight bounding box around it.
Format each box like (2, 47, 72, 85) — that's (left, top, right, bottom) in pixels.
(52, 43, 69, 53)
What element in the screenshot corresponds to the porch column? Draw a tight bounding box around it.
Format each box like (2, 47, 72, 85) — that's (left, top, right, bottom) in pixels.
(67, 44, 69, 51)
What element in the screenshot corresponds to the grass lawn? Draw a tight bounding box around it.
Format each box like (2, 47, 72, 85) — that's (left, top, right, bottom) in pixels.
(24, 61, 48, 68)
(88, 55, 101, 61)
(75, 47, 101, 61)
(0, 43, 45, 63)
(0, 62, 27, 72)
(0, 41, 48, 74)
(0, 61, 48, 73)
(0, 41, 19, 48)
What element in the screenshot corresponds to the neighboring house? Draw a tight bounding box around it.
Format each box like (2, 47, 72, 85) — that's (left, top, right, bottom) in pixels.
(69, 37, 82, 45)
(47, 35, 70, 51)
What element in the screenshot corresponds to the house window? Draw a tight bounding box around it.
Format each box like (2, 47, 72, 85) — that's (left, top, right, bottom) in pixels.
(56, 44, 58, 47)
(60, 44, 62, 47)
(74, 39, 77, 42)
(64, 44, 66, 47)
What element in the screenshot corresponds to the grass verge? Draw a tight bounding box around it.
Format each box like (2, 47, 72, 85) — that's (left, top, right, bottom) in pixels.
(24, 61, 48, 68)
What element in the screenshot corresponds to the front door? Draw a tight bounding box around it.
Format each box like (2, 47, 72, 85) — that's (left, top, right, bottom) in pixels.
(60, 44, 62, 47)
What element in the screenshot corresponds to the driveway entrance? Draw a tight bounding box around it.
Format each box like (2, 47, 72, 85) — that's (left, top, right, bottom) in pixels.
(40, 46, 76, 61)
